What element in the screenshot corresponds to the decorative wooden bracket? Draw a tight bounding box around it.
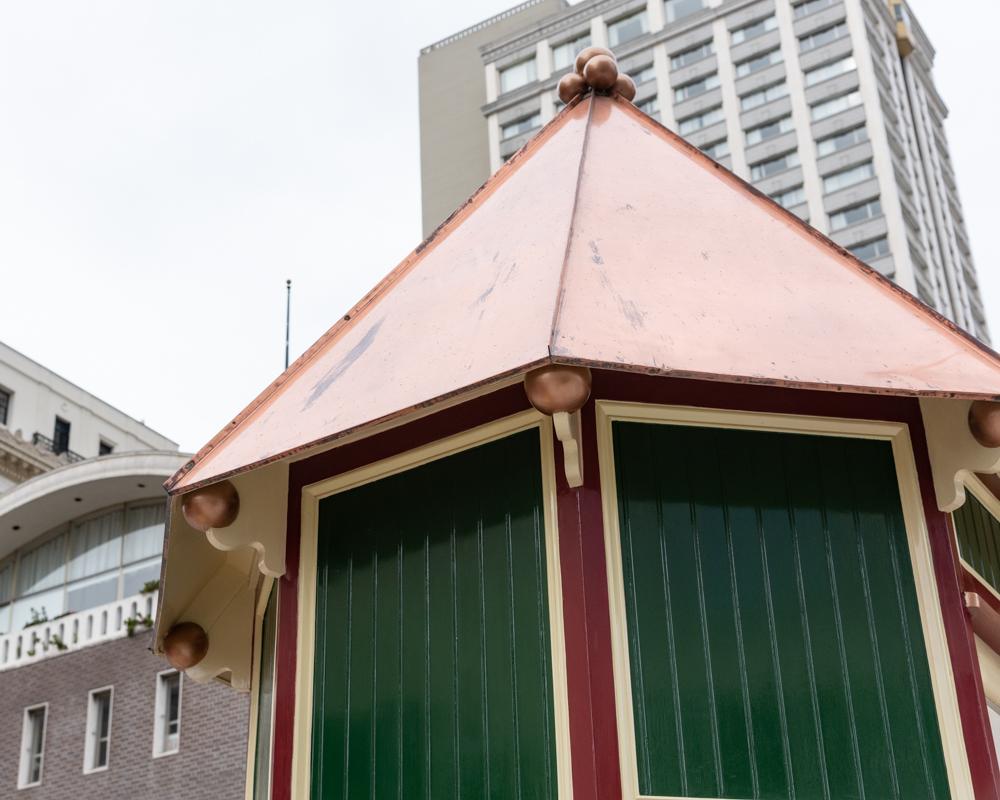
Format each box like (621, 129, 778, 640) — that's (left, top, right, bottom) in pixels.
(553, 410, 584, 488)
(966, 592, 1000, 655)
(920, 398, 1000, 511)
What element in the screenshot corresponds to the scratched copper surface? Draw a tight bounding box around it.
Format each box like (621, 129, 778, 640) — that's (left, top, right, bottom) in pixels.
(169, 93, 1000, 493)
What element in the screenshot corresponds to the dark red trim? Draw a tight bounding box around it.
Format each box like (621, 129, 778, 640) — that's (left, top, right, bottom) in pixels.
(267, 370, 1000, 799)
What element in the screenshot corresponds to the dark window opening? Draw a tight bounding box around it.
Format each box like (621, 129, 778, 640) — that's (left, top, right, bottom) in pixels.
(53, 418, 71, 454)
(99, 440, 114, 456)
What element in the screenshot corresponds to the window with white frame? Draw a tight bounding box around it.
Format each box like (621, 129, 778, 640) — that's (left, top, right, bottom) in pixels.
(19, 704, 47, 788)
(731, 15, 777, 45)
(849, 236, 889, 261)
(750, 150, 800, 180)
(674, 72, 719, 102)
(799, 22, 848, 52)
(84, 688, 113, 773)
(499, 58, 537, 94)
(633, 64, 656, 85)
(829, 198, 881, 231)
(552, 33, 590, 71)
(501, 112, 541, 141)
(794, 0, 836, 18)
(770, 184, 806, 209)
(816, 124, 867, 156)
(734, 47, 783, 78)
(678, 105, 724, 135)
(700, 139, 730, 160)
(153, 670, 181, 756)
(804, 54, 857, 87)
(670, 40, 713, 69)
(810, 89, 861, 121)
(664, 0, 704, 23)
(740, 81, 788, 111)
(607, 10, 649, 48)
(745, 115, 793, 146)
(637, 95, 660, 115)
(823, 160, 874, 192)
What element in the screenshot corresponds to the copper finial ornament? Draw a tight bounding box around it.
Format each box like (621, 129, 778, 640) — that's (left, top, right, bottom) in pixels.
(524, 365, 593, 416)
(969, 401, 1000, 448)
(181, 479, 240, 532)
(558, 47, 637, 105)
(163, 621, 209, 670)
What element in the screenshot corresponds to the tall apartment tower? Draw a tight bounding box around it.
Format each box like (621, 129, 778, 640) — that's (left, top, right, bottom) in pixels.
(418, 0, 988, 340)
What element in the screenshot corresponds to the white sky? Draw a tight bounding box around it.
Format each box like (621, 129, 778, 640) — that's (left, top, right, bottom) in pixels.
(0, 1, 996, 453)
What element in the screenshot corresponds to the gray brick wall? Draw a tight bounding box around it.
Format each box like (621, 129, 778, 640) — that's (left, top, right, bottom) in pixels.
(0, 631, 249, 799)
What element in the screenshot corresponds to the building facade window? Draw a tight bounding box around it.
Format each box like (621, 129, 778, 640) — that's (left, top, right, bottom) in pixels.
(850, 237, 890, 261)
(671, 40, 713, 69)
(84, 688, 113, 773)
(731, 15, 777, 45)
(665, 0, 704, 23)
(3, 501, 166, 633)
(0, 560, 12, 635)
(816, 124, 867, 156)
(830, 198, 882, 231)
(607, 10, 649, 48)
(499, 59, 537, 94)
(0, 387, 10, 425)
(740, 81, 788, 111)
(552, 33, 590, 71)
(633, 64, 656, 85)
(501, 113, 542, 141)
(154, 670, 181, 756)
(794, 0, 836, 18)
(823, 160, 875, 192)
(750, 150, 800, 180)
(98, 439, 114, 456)
(799, 22, 848, 52)
(810, 89, 862, 121)
(678, 105, 724, 135)
(19, 704, 47, 788)
(252, 588, 278, 799)
(700, 139, 730, 160)
(745, 115, 793, 146)
(804, 54, 857, 87)
(637, 95, 660, 115)
(53, 417, 71, 454)
(734, 47, 783, 78)
(674, 72, 719, 102)
(771, 185, 806, 209)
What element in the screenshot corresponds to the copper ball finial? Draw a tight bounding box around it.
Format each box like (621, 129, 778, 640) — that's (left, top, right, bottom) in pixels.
(583, 54, 619, 91)
(181, 480, 240, 532)
(969, 401, 1000, 448)
(574, 46, 615, 76)
(163, 621, 209, 670)
(614, 73, 637, 102)
(558, 72, 588, 104)
(524, 365, 593, 416)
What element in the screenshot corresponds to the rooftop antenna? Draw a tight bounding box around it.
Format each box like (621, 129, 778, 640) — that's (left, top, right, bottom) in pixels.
(284, 279, 292, 370)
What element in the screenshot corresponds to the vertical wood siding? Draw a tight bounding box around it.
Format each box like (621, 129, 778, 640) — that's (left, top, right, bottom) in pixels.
(612, 422, 950, 799)
(311, 429, 557, 800)
(953, 491, 1000, 596)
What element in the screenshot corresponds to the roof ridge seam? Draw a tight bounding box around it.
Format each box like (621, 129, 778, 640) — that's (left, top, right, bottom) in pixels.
(548, 93, 596, 356)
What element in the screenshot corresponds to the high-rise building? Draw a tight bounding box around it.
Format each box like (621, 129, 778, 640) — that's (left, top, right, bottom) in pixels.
(419, 0, 987, 340)
(0, 342, 248, 798)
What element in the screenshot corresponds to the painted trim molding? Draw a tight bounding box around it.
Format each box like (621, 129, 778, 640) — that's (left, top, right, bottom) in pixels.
(594, 400, 974, 800)
(290, 409, 574, 800)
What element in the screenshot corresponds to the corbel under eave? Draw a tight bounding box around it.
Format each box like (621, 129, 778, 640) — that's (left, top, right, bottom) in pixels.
(920, 397, 1000, 512)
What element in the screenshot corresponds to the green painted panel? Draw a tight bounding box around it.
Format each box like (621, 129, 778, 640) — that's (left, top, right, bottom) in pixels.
(953, 490, 1000, 595)
(613, 422, 951, 800)
(311, 429, 557, 800)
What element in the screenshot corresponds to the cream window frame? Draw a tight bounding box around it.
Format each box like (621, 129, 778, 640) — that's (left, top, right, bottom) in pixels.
(290, 409, 573, 799)
(595, 400, 974, 800)
(953, 475, 1000, 607)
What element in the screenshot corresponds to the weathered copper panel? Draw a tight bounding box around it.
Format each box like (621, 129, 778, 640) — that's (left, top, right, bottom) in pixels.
(170, 103, 591, 491)
(552, 95, 1000, 398)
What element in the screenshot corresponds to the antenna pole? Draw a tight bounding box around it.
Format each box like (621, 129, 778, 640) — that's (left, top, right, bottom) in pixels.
(284, 279, 292, 369)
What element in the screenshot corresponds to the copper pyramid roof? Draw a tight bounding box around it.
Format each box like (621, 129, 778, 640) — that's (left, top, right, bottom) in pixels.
(168, 93, 1000, 492)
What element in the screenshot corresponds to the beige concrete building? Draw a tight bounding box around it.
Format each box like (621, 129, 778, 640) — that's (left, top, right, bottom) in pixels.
(419, 0, 988, 340)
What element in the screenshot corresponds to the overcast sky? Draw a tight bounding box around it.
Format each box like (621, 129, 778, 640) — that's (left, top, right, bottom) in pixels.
(0, 1, 996, 453)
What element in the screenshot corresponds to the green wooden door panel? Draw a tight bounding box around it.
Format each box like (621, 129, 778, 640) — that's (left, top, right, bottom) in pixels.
(612, 421, 951, 800)
(953, 490, 1000, 595)
(311, 429, 557, 800)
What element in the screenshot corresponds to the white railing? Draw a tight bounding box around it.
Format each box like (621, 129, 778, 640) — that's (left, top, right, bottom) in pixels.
(0, 591, 158, 671)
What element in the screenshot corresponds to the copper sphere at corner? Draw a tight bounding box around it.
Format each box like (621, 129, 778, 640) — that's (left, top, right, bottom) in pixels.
(614, 73, 637, 102)
(574, 46, 615, 76)
(557, 72, 588, 104)
(181, 480, 240, 532)
(583, 54, 619, 92)
(163, 621, 209, 670)
(524, 365, 593, 416)
(969, 401, 1000, 448)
